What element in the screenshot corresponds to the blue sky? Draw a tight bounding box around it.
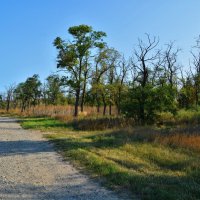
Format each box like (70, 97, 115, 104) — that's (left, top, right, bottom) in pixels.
(0, 0, 200, 90)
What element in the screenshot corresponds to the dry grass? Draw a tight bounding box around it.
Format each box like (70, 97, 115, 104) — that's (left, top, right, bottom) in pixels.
(72, 117, 134, 131)
(120, 125, 200, 152)
(0, 105, 131, 131)
(154, 125, 200, 152)
(156, 134, 200, 151)
(0, 105, 118, 118)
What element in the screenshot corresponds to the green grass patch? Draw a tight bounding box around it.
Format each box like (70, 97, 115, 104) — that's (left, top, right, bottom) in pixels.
(21, 117, 74, 131)
(21, 117, 200, 200)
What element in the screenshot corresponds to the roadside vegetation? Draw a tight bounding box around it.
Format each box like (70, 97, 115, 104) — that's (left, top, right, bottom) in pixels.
(20, 115, 200, 200)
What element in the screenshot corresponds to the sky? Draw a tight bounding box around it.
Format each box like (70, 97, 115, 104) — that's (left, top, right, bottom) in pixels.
(0, 0, 200, 91)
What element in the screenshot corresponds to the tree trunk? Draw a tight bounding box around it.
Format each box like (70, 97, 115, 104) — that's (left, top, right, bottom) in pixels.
(102, 94, 107, 116)
(96, 95, 100, 113)
(80, 81, 86, 112)
(139, 94, 145, 125)
(74, 88, 80, 117)
(97, 104, 100, 113)
(6, 99, 10, 112)
(117, 88, 122, 115)
(103, 105, 107, 115)
(195, 87, 198, 108)
(109, 103, 112, 116)
(21, 101, 26, 113)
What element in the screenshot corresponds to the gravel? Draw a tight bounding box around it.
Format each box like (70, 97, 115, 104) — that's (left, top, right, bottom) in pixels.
(0, 117, 127, 200)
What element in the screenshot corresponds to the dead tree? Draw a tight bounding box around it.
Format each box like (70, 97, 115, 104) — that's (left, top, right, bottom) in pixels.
(163, 41, 181, 88)
(5, 84, 15, 112)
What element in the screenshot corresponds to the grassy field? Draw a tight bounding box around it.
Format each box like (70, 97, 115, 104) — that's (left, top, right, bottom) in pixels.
(21, 117, 200, 200)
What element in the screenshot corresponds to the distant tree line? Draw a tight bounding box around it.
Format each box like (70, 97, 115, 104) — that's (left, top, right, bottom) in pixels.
(1, 24, 200, 124)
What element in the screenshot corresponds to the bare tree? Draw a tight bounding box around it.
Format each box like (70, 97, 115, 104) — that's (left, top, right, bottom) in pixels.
(5, 84, 15, 112)
(163, 41, 181, 88)
(133, 34, 160, 87)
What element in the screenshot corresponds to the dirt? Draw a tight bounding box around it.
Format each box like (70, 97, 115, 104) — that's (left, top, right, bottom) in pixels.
(0, 117, 128, 200)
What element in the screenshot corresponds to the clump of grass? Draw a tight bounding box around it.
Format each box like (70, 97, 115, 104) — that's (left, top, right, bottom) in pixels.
(72, 117, 134, 131)
(155, 131, 200, 152)
(157, 112, 175, 126)
(155, 109, 200, 127)
(175, 109, 200, 125)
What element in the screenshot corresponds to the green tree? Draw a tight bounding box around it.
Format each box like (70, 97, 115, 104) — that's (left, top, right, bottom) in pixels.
(14, 74, 41, 112)
(54, 24, 106, 116)
(178, 77, 196, 108)
(46, 75, 66, 105)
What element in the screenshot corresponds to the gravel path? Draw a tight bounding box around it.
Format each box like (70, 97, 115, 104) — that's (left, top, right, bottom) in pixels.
(0, 117, 126, 200)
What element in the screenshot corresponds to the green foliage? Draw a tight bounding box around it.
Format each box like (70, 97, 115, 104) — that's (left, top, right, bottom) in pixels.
(121, 84, 177, 124)
(54, 24, 107, 116)
(178, 78, 196, 108)
(45, 75, 67, 105)
(14, 74, 41, 111)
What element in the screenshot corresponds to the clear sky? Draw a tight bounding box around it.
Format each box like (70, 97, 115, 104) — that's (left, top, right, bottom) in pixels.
(0, 0, 200, 91)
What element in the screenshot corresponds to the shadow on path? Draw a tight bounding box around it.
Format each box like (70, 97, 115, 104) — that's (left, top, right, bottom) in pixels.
(0, 140, 54, 156)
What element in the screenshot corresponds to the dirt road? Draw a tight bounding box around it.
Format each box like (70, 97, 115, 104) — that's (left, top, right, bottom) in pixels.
(0, 117, 124, 200)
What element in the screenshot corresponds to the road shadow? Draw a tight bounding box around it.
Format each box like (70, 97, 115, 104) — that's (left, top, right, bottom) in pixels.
(0, 117, 20, 123)
(0, 140, 54, 156)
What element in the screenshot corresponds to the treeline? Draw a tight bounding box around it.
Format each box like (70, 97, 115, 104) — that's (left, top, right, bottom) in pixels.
(1, 24, 200, 124)
(0, 74, 68, 112)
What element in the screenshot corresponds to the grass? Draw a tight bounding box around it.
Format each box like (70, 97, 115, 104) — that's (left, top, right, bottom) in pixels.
(21, 117, 70, 130)
(21, 117, 200, 200)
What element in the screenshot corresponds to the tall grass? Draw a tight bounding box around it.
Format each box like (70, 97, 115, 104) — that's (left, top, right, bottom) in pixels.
(0, 105, 118, 118)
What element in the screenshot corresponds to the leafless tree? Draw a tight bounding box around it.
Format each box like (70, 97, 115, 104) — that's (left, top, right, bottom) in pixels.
(5, 84, 15, 112)
(163, 41, 181, 88)
(133, 34, 160, 87)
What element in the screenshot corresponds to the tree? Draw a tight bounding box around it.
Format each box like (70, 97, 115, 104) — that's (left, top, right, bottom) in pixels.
(121, 35, 183, 124)
(124, 34, 161, 124)
(178, 76, 196, 108)
(45, 75, 66, 105)
(106, 48, 121, 115)
(91, 47, 110, 113)
(163, 42, 180, 88)
(54, 24, 106, 117)
(5, 84, 15, 112)
(190, 36, 200, 107)
(14, 74, 41, 112)
(114, 56, 129, 114)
